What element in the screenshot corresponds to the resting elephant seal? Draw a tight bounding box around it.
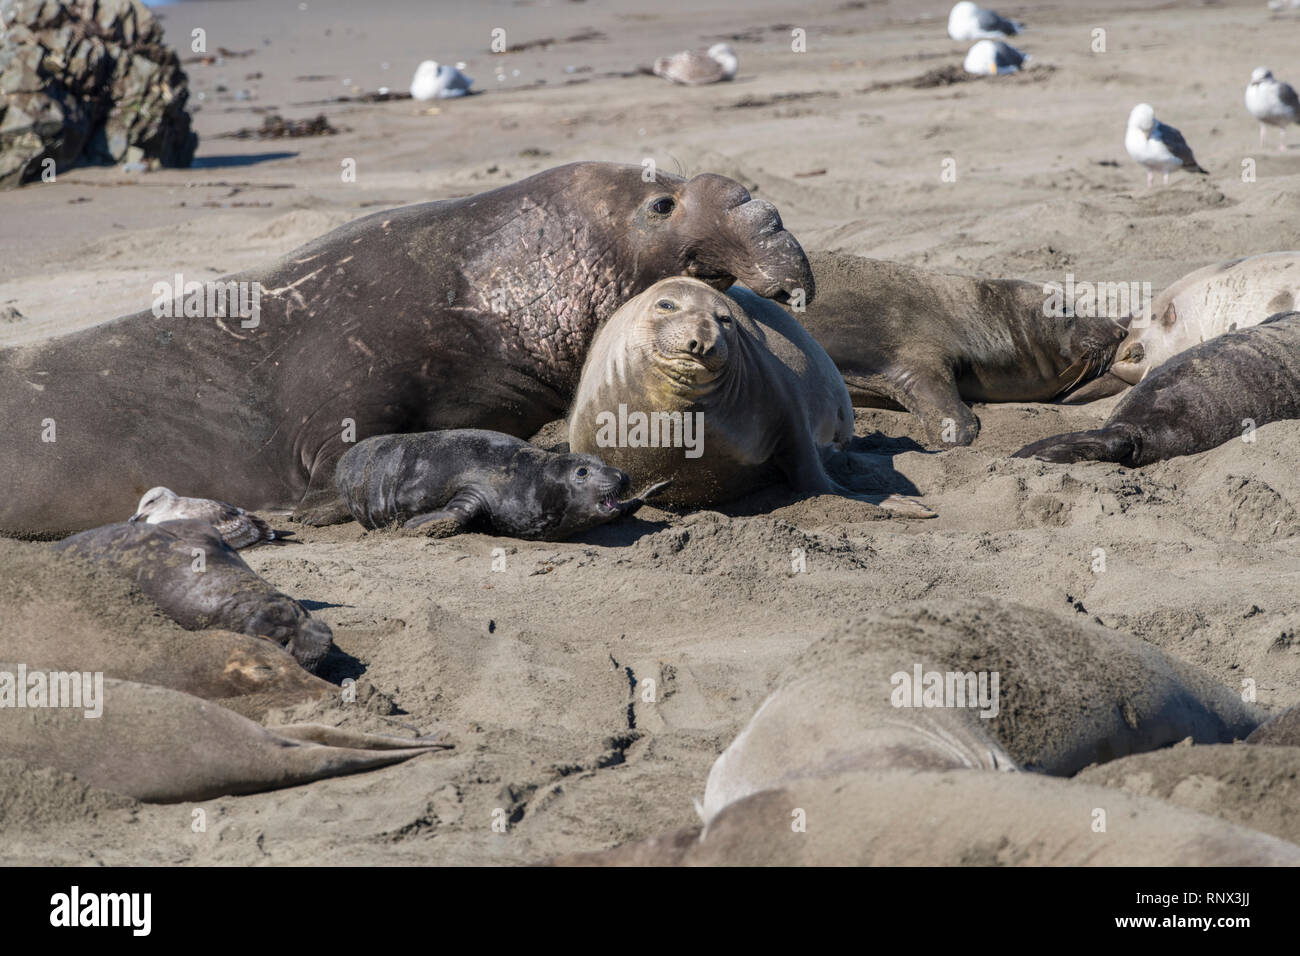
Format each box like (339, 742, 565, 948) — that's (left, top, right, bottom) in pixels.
(1107, 251, 1300, 387)
(53, 520, 334, 673)
(1014, 311, 1300, 466)
(793, 252, 1128, 445)
(0, 672, 446, 803)
(567, 277, 932, 516)
(0, 162, 813, 537)
(335, 429, 669, 540)
(702, 598, 1260, 823)
(549, 769, 1300, 866)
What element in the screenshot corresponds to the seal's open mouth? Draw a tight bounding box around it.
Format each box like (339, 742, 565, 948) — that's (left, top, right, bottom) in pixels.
(600, 480, 672, 517)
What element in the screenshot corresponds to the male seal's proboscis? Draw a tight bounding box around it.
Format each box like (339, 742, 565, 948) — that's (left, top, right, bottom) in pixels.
(0, 162, 814, 537)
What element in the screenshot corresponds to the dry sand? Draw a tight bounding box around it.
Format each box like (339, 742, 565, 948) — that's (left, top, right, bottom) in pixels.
(4, 0, 1300, 864)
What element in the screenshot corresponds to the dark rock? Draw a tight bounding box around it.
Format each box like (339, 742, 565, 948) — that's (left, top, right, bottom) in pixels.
(0, 0, 198, 188)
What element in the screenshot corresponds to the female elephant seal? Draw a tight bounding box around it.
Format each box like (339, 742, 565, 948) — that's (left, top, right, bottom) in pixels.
(0, 673, 447, 803)
(702, 597, 1260, 823)
(568, 277, 932, 516)
(0, 162, 813, 537)
(794, 252, 1128, 446)
(53, 520, 333, 673)
(1015, 311, 1300, 466)
(334, 429, 669, 540)
(1107, 251, 1300, 387)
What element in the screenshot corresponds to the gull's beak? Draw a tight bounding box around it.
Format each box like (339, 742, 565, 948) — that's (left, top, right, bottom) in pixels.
(128, 513, 141, 523)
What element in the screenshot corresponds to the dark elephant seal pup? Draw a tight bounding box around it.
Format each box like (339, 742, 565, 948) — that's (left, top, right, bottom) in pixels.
(568, 277, 933, 516)
(794, 252, 1128, 446)
(1015, 311, 1300, 466)
(0, 162, 814, 537)
(334, 429, 668, 540)
(703, 598, 1261, 823)
(53, 520, 333, 673)
(0, 672, 446, 803)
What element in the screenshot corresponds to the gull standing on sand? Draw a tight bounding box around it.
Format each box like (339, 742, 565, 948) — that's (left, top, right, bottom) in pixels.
(409, 60, 473, 100)
(948, 2, 1023, 41)
(130, 487, 277, 549)
(1125, 103, 1208, 187)
(1245, 67, 1300, 150)
(653, 43, 738, 86)
(963, 39, 1029, 75)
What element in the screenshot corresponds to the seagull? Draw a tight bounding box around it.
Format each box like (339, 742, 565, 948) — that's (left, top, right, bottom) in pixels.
(962, 39, 1029, 75)
(409, 60, 473, 100)
(1124, 103, 1208, 187)
(129, 487, 277, 549)
(653, 43, 738, 86)
(948, 2, 1023, 41)
(1245, 67, 1300, 150)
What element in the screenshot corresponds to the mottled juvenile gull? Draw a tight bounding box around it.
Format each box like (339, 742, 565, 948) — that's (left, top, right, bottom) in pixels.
(130, 486, 276, 549)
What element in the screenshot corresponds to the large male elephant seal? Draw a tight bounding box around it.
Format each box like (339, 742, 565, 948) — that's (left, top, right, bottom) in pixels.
(1107, 251, 1300, 387)
(53, 520, 334, 673)
(568, 277, 932, 516)
(0, 162, 814, 536)
(334, 429, 668, 540)
(793, 252, 1128, 446)
(0, 673, 446, 803)
(702, 598, 1260, 823)
(1014, 311, 1300, 466)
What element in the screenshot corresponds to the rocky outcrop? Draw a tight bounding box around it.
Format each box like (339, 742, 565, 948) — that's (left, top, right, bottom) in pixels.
(0, 0, 197, 188)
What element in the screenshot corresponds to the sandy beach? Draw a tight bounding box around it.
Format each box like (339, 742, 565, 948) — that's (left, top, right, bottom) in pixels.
(4, 0, 1300, 865)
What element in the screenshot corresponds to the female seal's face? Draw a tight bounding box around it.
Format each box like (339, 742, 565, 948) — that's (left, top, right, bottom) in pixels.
(646, 287, 734, 377)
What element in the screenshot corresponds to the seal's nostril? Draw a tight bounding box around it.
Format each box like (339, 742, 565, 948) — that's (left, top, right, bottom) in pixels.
(687, 339, 699, 352)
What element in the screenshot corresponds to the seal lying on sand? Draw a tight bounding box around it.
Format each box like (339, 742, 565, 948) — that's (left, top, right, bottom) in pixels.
(0, 538, 334, 719)
(334, 429, 669, 540)
(1098, 251, 1300, 392)
(53, 520, 333, 672)
(568, 277, 933, 516)
(793, 252, 1128, 446)
(548, 769, 1300, 866)
(1014, 311, 1300, 466)
(131, 486, 278, 549)
(702, 598, 1260, 822)
(0, 162, 814, 536)
(0, 673, 446, 803)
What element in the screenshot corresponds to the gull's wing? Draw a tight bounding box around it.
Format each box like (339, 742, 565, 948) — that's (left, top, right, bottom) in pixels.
(1154, 121, 1207, 172)
(977, 7, 1022, 35)
(654, 50, 726, 86)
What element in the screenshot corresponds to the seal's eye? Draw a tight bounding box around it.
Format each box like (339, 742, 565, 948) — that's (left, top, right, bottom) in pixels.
(650, 197, 675, 216)
(715, 312, 732, 325)
(656, 299, 677, 311)
(574, 466, 589, 480)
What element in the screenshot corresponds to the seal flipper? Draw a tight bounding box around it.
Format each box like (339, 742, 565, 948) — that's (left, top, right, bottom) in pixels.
(846, 366, 978, 447)
(1013, 425, 1140, 465)
(402, 489, 483, 537)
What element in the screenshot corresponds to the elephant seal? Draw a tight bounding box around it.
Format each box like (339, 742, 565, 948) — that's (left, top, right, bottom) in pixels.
(1246, 703, 1300, 745)
(702, 598, 1260, 823)
(0, 672, 447, 803)
(1108, 251, 1300, 386)
(0, 162, 813, 537)
(550, 768, 1300, 866)
(1077, 743, 1300, 847)
(53, 520, 334, 673)
(793, 252, 1128, 446)
(568, 276, 933, 516)
(130, 486, 278, 549)
(0, 537, 334, 719)
(1014, 311, 1300, 466)
(334, 429, 669, 540)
